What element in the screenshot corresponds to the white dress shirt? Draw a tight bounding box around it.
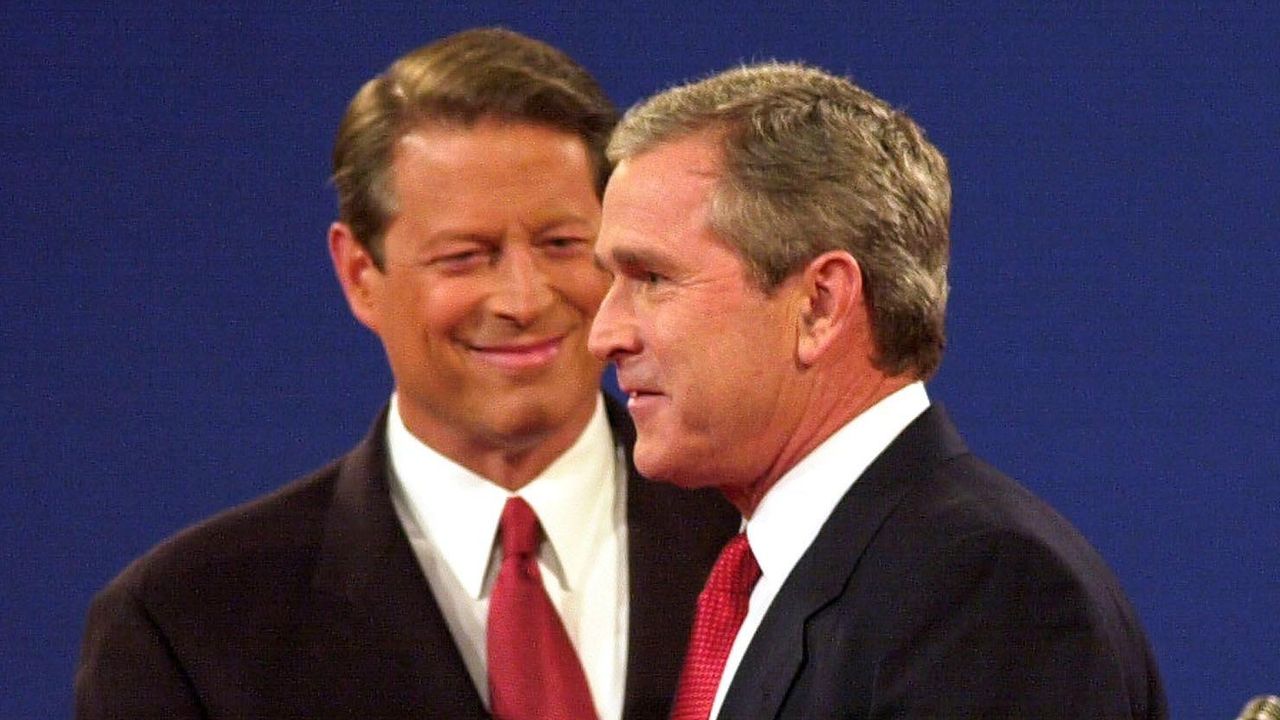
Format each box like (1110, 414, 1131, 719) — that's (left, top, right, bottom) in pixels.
(385, 393, 630, 720)
(709, 382, 930, 718)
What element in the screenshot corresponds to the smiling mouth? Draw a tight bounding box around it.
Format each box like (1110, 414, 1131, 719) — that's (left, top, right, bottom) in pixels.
(623, 389, 665, 418)
(618, 377, 661, 398)
(469, 337, 563, 371)
(621, 386, 664, 411)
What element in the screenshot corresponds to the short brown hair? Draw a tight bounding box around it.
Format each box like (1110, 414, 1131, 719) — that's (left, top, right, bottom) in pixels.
(609, 62, 951, 379)
(332, 28, 618, 265)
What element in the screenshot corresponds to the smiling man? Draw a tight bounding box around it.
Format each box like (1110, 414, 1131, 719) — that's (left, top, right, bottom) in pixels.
(589, 62, 1167, 719)
(75, 29, 735, 720)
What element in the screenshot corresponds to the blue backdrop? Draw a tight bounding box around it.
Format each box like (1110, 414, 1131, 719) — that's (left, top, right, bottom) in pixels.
(3, 3, 1277, 717)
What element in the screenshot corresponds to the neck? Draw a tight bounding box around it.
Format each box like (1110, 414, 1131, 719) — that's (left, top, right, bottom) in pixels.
(468, 444, 571, 491)
(723, 372, 914, 518)
(396, 396, 599, 492)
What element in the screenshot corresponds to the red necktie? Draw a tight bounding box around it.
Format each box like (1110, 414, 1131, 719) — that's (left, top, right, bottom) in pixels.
(670, 533, 762, 720)
(487, 497, 598, 720)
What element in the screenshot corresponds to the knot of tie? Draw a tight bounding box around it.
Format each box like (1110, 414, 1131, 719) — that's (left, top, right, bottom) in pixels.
(499, 496, 541, 559)
(704, 532, 761, 597)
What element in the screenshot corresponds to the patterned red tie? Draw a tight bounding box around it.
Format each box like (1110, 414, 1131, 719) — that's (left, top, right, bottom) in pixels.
(670, 532, 762, 720)
(487, 497, 598, 720)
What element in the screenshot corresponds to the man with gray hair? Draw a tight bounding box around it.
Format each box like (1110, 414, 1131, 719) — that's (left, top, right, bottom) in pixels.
(589, 62, 1167, 719)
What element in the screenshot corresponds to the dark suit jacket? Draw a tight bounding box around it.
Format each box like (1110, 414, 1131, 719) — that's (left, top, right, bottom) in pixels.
(76, 397, 738, 719)
(718, 406, 1167, 719)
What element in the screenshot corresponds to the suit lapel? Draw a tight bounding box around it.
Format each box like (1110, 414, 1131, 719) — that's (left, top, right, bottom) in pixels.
(718, 406, 968, 719)
(310, 410, 490, 717)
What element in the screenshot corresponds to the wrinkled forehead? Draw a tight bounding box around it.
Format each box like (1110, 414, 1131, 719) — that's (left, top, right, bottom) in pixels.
(597, 147, 721, 258)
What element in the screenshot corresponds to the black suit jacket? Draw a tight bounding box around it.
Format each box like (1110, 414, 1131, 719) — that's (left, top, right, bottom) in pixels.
(718, 406, 1167, 719)
(76, 398, 738, 719)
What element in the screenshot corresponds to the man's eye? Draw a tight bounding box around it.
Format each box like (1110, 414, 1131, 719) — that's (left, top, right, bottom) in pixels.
(432, 249, 490, 269)
(543, 237, 587, 254)
(636, 269, 667, 286)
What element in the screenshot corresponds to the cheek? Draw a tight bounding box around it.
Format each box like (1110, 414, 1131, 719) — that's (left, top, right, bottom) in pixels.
(693, 336, 776, 427)
(661, 337, 723, 424)
(555, 264, 610, 315)
(418, 280, 485, 331)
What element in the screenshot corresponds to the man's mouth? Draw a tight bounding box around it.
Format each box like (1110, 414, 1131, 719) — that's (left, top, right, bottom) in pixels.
(469, 336, 564, 371)
(619, 381, 664, 414)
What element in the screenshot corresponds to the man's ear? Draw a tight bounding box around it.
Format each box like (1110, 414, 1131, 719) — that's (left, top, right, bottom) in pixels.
(796, 250, 863, 367)
(328, 222, 383, 333)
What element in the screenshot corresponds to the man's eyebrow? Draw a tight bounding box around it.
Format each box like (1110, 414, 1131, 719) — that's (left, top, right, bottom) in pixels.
(601, 246, 664, 269)
(595, 243, 676, 276)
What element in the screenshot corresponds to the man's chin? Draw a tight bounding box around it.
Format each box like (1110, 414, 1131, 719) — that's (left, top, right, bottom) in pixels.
(480, 392, 595, 441)
(633, 444, 708, 489)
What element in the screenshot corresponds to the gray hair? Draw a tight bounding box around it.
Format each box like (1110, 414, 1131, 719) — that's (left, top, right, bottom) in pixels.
(609, 62, 950, 379)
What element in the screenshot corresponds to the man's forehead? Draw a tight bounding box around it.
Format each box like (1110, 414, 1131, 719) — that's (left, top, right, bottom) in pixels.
(599, 158, 718, 231)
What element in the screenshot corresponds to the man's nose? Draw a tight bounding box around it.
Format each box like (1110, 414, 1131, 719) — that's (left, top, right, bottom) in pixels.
(489, 247, 554, 325)
(588, 281, 640, 361)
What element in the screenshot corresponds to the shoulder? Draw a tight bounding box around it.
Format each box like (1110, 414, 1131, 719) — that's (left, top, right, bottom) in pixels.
(101, 412, 390, 610)
(869, 451, 1115, 593)
(902, 452, 1109, 571)
(78, 454, 357, 712)
(836, 448, 1154, 671)
(99, 456, 347, 613)
(849, 455, 1163, 715)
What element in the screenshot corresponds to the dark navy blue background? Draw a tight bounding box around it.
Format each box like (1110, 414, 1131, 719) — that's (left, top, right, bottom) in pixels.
(3, 4, 1276, 717)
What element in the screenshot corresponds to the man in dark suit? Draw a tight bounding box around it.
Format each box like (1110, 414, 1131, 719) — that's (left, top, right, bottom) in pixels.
(588, 62, 1168, 719)
(75, 29, 736, 720)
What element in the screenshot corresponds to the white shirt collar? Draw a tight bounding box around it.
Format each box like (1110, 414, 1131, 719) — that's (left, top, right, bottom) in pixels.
(745, 381, 930, 586)
(386, 393, 616, 599)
